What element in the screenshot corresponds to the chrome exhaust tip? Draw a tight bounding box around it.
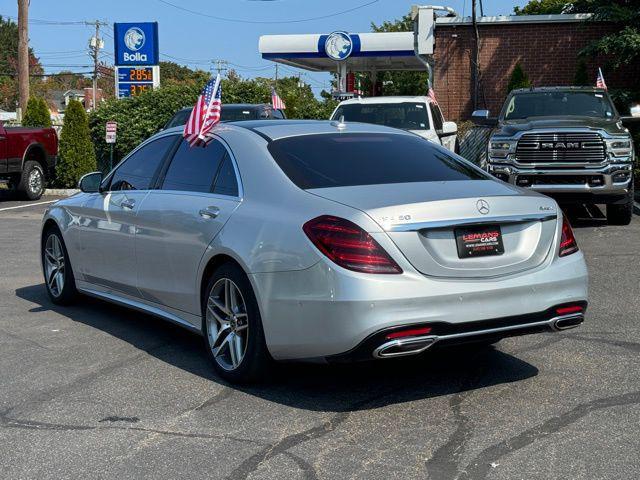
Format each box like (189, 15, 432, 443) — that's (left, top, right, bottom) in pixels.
(373, 336, 437, 359)
(553, 314, 584, 331)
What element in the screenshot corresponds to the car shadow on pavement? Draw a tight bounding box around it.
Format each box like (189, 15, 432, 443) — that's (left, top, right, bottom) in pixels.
(562, 204, 609, 228)
(16, 283, 539, 412)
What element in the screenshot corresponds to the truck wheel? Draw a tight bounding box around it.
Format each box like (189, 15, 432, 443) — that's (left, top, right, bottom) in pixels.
(606, 183, 634, 226)
(17, 160, 45, 200)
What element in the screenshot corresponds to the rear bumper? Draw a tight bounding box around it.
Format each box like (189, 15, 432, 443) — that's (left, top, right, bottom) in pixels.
(328, 302, 587, 362)
(487, 162, 633, 202)
(250, 250, 588, 361)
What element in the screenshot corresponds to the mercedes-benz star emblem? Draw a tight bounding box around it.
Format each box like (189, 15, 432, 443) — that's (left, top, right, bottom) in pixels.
(476, 199, 490, 215)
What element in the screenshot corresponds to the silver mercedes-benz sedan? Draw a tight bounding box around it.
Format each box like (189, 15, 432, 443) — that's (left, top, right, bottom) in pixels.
(41, 120, 588, 382)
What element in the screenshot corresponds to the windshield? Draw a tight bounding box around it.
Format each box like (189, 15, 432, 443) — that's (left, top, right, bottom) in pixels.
(332, 103, 430, 130)
(267, 133, 486, 190)
(502, 92, 616, 120)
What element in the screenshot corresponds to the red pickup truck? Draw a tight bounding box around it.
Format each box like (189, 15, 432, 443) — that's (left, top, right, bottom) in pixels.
(0, 122, 58, 200)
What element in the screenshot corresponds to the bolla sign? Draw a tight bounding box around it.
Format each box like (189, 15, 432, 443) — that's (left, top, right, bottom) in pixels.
(114, 22, 159, 66)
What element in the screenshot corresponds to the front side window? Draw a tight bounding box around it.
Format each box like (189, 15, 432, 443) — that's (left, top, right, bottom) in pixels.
(109, 135, 178, 191)
(332, 103, 430, 131)
(502, 92, 616, 120)
(161, 139, 226, 193)
(268, 133, 486, 190)
(429, 103, 444, 131)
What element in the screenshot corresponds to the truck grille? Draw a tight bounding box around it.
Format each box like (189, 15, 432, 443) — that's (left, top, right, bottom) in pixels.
(515, 132, 606, 164)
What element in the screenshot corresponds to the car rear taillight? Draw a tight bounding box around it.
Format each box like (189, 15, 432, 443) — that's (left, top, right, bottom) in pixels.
(559, 215, 579, 257)
(303, 215, 402, 274)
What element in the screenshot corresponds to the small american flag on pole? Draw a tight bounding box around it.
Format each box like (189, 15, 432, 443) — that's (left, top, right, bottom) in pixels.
(271, 88, 286, 110)
(427, 87, 438, 105)
(596, 67, 607, 91)
(183, 74, 222, 147)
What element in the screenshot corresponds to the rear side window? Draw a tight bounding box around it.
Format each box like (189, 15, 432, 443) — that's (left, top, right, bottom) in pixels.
(213, 154, 239, 196)
(109, 135, 178, 191)
(161, 139, 226, 193)
(267, 133, 486, 190)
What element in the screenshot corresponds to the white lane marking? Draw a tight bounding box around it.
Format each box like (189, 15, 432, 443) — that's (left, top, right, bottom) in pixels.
(0, 200, 58, 212)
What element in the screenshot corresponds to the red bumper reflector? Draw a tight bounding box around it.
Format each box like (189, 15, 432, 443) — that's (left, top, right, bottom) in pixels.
(385, 327, 432, 340)
(556, 305, 583, 315)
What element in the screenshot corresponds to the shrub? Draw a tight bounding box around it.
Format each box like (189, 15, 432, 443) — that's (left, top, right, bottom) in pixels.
(22, 96, 51, 127)
(507, 63, 532, 94)
(56, 99, 96, 187)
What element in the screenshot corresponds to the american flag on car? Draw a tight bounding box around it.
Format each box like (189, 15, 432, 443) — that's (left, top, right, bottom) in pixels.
(271, 88, 286, 110)
(183, 74, 222, 147)
(596, 67, 607, 91)
(427, 87, 438, 105)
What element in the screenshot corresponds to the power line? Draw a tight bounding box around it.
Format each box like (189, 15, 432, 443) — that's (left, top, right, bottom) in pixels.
(156, 0, 379, 24)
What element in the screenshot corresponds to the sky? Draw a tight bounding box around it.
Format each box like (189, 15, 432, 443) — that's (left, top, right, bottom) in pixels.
(0, 0, 528, 93)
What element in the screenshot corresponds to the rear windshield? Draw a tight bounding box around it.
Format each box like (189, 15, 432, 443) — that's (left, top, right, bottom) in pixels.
(332, 103, 430, 130)
(267, 133, 486, 189)
(503, 91, 616, 120)
(222, 107, 260, 121)
(165, 109, 191, 129)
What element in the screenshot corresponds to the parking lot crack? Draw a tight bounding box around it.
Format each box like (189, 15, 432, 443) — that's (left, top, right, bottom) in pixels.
(458, 390, 640, 480)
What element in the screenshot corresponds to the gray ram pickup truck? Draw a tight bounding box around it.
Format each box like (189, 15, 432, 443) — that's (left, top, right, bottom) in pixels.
(474, 87, 635, 225)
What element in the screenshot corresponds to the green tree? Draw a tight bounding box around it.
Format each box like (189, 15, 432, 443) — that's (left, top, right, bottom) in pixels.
(0, 16, 43, 111)
(507, 63, 532, 93)
(371, 13, 428, 95)
(573, 59, 590, 85)
(57, 99, 96, 187)
(514, 0, 568, 15)
(22, 97, 44, 127)
(159, 61, 209, 86)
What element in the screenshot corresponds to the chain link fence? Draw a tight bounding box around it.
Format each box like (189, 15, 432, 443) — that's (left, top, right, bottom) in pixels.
(458, 125, 492, 168)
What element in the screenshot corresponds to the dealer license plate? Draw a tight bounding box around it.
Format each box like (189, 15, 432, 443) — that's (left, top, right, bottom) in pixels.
(455, 225, 505, 258)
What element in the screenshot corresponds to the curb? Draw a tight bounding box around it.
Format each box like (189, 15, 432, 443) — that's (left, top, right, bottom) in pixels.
(45, 189, 79, 196)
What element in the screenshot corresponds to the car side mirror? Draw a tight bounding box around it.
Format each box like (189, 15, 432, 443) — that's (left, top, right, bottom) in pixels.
(472, 109, 497, 126)
(441, 121, 457, 135)
(78, 171, 103, 193)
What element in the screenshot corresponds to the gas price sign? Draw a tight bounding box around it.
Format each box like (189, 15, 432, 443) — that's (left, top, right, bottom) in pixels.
(116, 66, 160, 98)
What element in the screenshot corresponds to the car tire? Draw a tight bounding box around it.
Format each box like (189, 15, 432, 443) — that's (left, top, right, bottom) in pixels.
(17, 160, 46, 200)
(41, 226, 78, 305)
(606, 183, 634, 226)
(202, 263, 272, 383)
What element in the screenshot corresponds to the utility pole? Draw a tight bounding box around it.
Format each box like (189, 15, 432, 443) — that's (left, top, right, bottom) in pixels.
(17, 0, 29, 117)
(471, 0, 480, 111)
(274, 63, 279, 91)
(87, 20, 106, 111)
(213, 59, 228, 76)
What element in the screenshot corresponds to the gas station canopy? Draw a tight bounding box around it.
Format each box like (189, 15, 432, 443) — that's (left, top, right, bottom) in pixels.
(258, 32, 424, 72)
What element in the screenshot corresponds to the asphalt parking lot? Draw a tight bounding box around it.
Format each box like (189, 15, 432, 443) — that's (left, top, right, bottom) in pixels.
(1, 195, 639, 480)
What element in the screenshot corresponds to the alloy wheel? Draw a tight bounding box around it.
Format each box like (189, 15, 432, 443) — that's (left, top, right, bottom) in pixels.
(206, 278, 249, 371)
(29, 168, 43, 196)
(44, 234, 65, 297)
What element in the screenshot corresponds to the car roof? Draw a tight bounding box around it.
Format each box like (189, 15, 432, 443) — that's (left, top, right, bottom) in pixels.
(511, 86, 607, 94)
(160, 120, 415, 142)
(229, 119, 416, 141)
(175, 103, 272, 113)
(337, 96, 430, 105)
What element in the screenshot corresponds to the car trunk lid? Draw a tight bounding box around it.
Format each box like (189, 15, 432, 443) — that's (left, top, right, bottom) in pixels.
(307, 180, 558, 279)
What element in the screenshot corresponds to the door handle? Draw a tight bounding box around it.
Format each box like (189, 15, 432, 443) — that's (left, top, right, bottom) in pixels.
(120, 198, 136, 210)
(199, 206, 220, 219)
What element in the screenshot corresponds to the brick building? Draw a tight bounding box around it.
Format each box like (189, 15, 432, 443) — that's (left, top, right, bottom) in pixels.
(433, 14, 639, 121)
